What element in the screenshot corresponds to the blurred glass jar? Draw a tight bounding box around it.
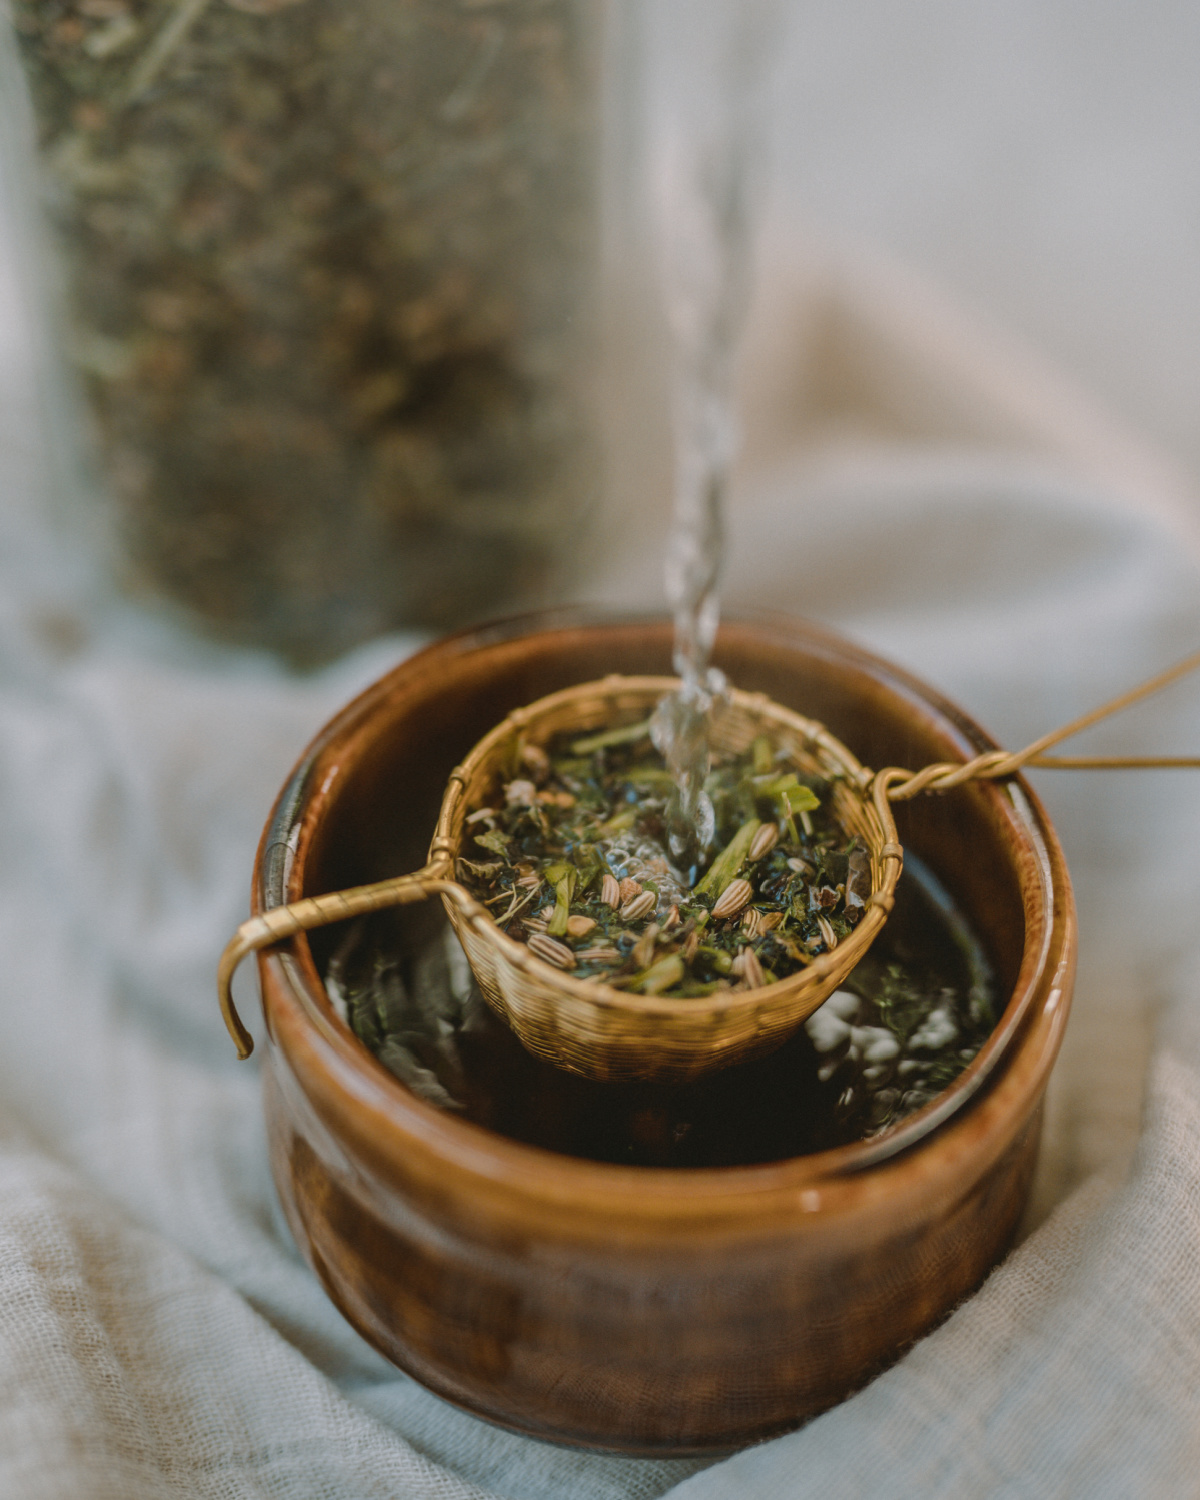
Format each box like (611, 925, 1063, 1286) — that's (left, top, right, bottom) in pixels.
(9, 0, 604, 659)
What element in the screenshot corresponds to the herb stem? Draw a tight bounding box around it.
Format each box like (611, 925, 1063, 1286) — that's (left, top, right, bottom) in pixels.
(571, 719, 653, 756)
(122, 0, 214, 105)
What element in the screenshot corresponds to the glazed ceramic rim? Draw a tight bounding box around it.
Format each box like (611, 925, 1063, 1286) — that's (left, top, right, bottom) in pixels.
(255, 609, 1074, 1193)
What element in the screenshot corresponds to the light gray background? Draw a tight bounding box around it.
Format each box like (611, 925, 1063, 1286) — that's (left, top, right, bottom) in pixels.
(765, 1, 1200, 486)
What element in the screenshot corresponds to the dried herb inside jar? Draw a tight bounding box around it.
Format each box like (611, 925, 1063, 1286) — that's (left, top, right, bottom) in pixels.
(456, 725, 872, 1000)
(12, 0, 598, 658)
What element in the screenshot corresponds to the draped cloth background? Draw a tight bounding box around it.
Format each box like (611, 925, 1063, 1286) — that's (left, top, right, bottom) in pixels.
(5, 71, 1200, 1500)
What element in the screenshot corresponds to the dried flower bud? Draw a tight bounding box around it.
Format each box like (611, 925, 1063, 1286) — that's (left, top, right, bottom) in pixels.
(505, 779, 537, 807)
(748, 824, 779, 861)
(619, 890, 656, 922)
(618, 877, 642, 904)
(600, 873, 621, 908)
(566, 915, 596, 938)
(527, 932, 577, 969)
(663, 904, 680, 931)
(741, 908, 762, 939)
(538, 905, 555, 921)
(711, 878, 753, 921)
(816, 915, 838, 950)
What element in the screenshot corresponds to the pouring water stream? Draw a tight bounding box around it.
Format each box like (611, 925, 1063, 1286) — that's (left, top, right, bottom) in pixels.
(646, 0, 779, 881)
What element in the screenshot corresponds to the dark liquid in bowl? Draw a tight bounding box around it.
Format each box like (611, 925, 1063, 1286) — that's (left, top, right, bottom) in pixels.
(328, 853, 996, 1167)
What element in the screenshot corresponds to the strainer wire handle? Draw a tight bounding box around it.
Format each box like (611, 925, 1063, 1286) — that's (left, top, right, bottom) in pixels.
(876, 646, 1200, 804)
(217, 853, 470, 1060)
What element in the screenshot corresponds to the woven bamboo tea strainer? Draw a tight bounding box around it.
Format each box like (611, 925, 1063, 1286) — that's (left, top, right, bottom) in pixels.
(218, 655, 1200, 1085)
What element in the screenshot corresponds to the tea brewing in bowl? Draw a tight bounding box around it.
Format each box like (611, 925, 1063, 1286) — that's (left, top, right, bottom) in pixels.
(245, 611, 1074, 1453)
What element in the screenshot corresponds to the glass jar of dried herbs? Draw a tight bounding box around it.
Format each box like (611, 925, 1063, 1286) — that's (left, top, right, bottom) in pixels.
(10, 0, 600, 658)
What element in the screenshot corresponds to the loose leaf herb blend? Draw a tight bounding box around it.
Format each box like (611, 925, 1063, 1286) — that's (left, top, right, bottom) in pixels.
(456, 725, 872, 999)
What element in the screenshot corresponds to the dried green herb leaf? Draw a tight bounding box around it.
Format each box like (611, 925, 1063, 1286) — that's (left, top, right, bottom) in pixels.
(635, 953, 686, 995)
(751, 735, 773, 775)
(473, 829, 510, 857)
(694, 818, 761, 899)
(783, 784, 820, 814)
(543, 862, 577, 937)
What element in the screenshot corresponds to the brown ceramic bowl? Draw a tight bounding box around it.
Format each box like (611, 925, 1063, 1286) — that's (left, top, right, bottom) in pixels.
(251, 610, 1074, 1455)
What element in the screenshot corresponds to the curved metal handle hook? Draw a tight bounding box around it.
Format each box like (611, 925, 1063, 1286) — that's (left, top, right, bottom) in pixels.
(217, 851, 458, 1059)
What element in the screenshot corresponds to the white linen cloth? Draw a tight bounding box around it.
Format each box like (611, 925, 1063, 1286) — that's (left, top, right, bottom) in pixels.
(5, 81, 1200, 1500)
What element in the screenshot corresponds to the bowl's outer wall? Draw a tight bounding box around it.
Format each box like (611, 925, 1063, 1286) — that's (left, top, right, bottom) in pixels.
(254, 612, 1075, 1453)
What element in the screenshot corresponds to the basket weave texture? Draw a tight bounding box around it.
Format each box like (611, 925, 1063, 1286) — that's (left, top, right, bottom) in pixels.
(433, 675, 902, 1083)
